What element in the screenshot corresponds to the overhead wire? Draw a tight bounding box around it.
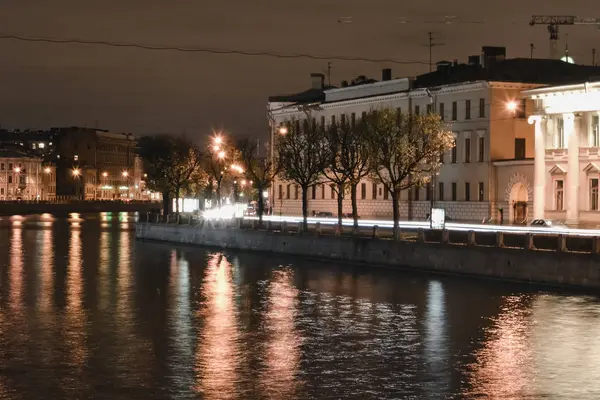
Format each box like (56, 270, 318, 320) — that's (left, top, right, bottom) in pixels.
(0, 34, 430, 65)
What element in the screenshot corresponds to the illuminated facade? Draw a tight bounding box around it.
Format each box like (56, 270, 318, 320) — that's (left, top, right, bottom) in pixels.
(269, 75, 540, 222)
(0, 150, 55, 201)
(524, 81, 600, 225)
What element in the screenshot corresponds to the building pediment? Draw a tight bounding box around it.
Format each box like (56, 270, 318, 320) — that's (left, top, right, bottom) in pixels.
(549, 164, 567, 175)
(584, 163, 600, 173)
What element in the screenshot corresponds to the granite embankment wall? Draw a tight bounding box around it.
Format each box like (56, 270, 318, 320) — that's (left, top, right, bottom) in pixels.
(136, 222, 600, 289)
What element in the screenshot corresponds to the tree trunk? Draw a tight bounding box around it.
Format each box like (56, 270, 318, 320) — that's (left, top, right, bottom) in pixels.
(175, 185, 180, 216)
(351, 183, 358, 228)
(216, 181, 222, 208)
(162, 190, 171, 220)
(391, 189, 400, 239)
(301, 185, 309, 231)
(257, 185, 265, 225)
(337, 183, 344, 228)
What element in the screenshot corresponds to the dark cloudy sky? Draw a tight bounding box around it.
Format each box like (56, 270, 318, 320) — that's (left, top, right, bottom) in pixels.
(0, 1, 598, 140)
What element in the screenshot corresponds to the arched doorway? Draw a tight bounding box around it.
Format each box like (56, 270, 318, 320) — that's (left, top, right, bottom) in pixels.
(510, 183, 528, 223)
(505, 172, 533, 224)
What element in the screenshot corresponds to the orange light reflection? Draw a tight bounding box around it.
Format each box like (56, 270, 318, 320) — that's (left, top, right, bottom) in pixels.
(195, 253, 241, 397)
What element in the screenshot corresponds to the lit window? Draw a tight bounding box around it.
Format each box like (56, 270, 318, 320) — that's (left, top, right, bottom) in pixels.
(591, 179, 599, 211)
(557, 118, 565, 149)
(74, 155, 79, 161)
(38, 143, 45, 149)
(555, 180, 564, 210)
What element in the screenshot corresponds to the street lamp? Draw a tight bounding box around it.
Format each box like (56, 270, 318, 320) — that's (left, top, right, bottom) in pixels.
(14, 167, 21, 173)
(122, 171, 128, 177)
(44, 167, 51, 174)
(72, 168, 80, 177)
(217, 151, 226, 159)
(506, 100, 518, 113)
(102, 172, 108, 178)
(278, 125, 288, 135)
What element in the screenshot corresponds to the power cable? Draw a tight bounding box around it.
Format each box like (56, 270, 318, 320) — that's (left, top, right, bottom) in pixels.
(0, 34, 431, 66)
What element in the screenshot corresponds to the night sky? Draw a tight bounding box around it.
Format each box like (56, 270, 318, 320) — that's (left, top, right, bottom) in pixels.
(0, 1, 598, 140)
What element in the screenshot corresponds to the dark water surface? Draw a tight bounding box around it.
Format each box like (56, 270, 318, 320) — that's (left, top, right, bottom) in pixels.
(0, 213, 600, 399)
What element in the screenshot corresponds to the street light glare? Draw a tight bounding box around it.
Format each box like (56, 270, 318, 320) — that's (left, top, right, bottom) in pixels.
(218, 151, 226, 159)
(213, 144, 220, 152)
(214, 136, 223, 145)
(102, 172, 108, 177)
(14, 167, 21, 173)
(44, 167, 51, 174)
(122, 171, 129, 177)
(72, 168, 80, 176)
(278, 126, 288, 135)
(506, 100, 518, 112)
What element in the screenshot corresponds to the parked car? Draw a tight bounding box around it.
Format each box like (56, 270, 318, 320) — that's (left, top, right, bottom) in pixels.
(314, 211, 334, 218)
(341, 213, 360, 219)
(530, 219, 565, 228)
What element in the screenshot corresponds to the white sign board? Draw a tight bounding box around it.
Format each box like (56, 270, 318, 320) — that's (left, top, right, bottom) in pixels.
(431, 208, 446, 229)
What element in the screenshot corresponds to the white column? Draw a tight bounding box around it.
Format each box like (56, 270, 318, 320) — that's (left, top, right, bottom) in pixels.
(529, 115, 545, 219)
(564, 113, 579, 224)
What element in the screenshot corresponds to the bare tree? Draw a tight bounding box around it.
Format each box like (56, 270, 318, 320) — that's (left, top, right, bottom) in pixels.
(321, 119, 349, 228)
(137, 134, 203, 216)
(276, 117, 326, 230)
(237, 138, 279, 224)
(339, 117, 371, 228)
(364, 109, 454, 237)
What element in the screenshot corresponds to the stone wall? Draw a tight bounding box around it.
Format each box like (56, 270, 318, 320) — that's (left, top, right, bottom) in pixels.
(136, 223, 600, 289)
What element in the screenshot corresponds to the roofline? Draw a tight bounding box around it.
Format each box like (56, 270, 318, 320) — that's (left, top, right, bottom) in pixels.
(523, 81, 600, 97)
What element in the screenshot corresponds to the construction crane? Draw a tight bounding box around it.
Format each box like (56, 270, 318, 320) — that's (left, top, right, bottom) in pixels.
(530, 15, 600, 60)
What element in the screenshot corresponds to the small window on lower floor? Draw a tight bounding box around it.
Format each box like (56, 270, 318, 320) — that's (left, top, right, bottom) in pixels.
(555, 180, 564, 210)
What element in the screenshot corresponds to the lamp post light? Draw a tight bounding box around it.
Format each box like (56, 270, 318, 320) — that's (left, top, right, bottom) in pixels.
(122, 171, 130, 200)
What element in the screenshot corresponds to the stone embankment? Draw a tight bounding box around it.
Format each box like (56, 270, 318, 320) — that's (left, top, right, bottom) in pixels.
(136, 219, 600, 289)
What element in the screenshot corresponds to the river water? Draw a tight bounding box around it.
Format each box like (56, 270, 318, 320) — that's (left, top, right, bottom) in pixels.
(0, 213, 600, 399)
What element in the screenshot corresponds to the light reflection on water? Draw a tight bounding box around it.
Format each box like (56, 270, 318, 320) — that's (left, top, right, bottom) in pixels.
(0, 215, 599, 398)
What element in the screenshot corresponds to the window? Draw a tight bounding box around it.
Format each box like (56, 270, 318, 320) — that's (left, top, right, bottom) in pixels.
(451, 139, 457, 163)
(414, 105, 420, 115)
(479, 98, 485, 118)
(439, 103, 445, 121)
(425, 183, 431, 201)
(517, 99, 526, 119)
(8, 176, 12, 184)
(464, 138, 471, 163)
(592, 116, 600, 147)
(555, 180, 564, 210)
(478, 136, 485, 162)
(0, 163, 3, 171)
(426, 104, 433, 114)
(515, 138, 526, 160)
(0, 188, 3, 195)
(74, 155, 79, 161)
(384, 185, 389, 200)
(320, 116, 326, 127)
(8, 163, 12, 170)
(331, 115, 336, 126)
(452, 101, 457, 121)
(311, 185, 316, 200)
(478, 182, 484, 202)
(465, 182, 471, 201)
(19, 176, 25, 185)
(372, 182, 377, 200)
(330, 184, 336, 199)
(557, 118, 565, 148)
(413, 187, 420, 201)
(277, 185, 282, 200)
(591, 179, 599, 211)
(438, 182, 444, 201)
(294, 185, 298, 200)
(361, 183, 366, 200)
(321, 184, 325, 200)
(465, 100, 471, 120)
(451, 182, 457, 201)
(351, 113, 356, 128)
(286, 184, 290, 199)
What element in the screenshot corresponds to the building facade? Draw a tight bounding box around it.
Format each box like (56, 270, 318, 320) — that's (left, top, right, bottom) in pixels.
(0, 150, 55, 201)
(524, 81, 600, 226)
(270, 77, 539, 222)
(268, 48, 600, 222)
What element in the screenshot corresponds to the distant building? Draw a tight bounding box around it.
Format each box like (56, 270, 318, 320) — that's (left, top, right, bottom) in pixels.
(268, 46, 600, 222)
(524, 81, 600, 226)
(0, 150, 54, 201)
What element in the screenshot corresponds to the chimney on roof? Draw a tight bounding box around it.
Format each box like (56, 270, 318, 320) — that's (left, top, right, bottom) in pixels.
(382, 68, 392, 81)
(311, 73, 325, 90)
(436, 61, 452, 72)
(341, 80, 348, 87)
(453, 59, 459, 66)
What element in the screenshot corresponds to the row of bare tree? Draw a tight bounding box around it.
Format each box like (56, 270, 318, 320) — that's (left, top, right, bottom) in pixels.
(136, 107, 453, 237)
(275, 108, 454, 235)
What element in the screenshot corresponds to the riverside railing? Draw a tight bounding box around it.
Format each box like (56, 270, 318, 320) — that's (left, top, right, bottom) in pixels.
(144, 213, 600, 256)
